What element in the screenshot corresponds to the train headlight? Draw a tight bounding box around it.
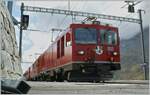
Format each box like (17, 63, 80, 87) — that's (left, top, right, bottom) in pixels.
(113, 52, 118, 56)
(78, 50, 85, 55)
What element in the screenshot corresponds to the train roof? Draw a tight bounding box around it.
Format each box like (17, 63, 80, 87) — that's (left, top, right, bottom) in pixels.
(70, 23, 118, 29)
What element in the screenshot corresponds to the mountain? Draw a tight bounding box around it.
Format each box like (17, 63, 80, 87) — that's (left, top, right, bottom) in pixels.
(113, 26, 149, 80)
(120, 26, 149, 64)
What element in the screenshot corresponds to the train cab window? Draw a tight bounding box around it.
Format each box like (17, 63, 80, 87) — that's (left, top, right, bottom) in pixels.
(75, 28, 97, 44)
(105, 31, 117, 45)
(99, 29, 117, 45)
(61, 36, 65, 57)
(66, 33, 71, 47)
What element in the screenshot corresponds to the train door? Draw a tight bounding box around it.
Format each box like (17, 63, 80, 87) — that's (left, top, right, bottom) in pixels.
(57, 40, 60, 59)
(56, 36, 65, 66)
(66, 32, 71, 47)
(28, 67, 31, 80)
(99, 29, 107, 61)
(61, 36, 65, 57)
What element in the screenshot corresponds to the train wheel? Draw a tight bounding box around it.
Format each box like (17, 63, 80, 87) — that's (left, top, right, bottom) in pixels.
(102, 80, 105, 83)
(50, 76, 55, 82)
(67, 72, 71, 82)
(93, 80, 99, 83)
(35, 77, 37, 81)
(51, 70, 57, 81)
(41, 74, 45, 81)
(56, 68, 64, 82)
(64, 71, 68, 80)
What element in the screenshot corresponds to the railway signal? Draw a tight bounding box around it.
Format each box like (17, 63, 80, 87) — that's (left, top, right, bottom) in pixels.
(121, 1, 142, 13)
(22, 15, 29, 30)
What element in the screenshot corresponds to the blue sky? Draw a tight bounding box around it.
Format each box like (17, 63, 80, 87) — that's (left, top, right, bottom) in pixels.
(10, 0, 148, 73)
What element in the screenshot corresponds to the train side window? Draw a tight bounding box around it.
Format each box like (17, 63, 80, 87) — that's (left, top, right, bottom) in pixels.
(66, 33, 71, 47)
(61, 36, 65, 57)
(57, 40, 60, 58)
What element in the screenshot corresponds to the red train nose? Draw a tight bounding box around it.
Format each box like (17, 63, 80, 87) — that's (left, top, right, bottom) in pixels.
(110, 57, 114, 62)
(84, 57, 88, 61)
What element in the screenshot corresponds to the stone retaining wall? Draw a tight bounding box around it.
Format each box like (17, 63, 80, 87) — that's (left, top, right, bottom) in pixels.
(0, 1, 23, 79)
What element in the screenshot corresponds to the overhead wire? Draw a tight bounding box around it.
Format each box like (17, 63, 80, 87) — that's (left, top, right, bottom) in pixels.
(54, 1, 82, 40)
(73, 0, 86, 22)
(118, 0, 143, 27)
(54, 1, 73, 39)
(57, 0, 79, 28)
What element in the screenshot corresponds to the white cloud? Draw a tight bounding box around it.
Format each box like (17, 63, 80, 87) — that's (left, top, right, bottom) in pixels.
(21, 30, 51, 73)
(22, 31, 51, 62)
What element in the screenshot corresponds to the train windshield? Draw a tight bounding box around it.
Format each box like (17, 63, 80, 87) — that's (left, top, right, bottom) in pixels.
(75, 28, 97, 44)
(99, 29, 117, 45)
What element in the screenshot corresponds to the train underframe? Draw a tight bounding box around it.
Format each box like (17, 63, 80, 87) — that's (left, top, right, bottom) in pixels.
(29, 62, 121, 82)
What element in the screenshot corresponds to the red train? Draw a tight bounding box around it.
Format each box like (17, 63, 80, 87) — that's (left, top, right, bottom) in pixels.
(24, 21, 121, 82)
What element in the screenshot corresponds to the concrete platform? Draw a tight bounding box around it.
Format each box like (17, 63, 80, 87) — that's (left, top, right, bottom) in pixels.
(27, 80, 149, 94)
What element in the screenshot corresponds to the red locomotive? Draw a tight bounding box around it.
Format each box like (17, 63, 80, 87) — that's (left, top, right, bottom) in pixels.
(24, 20, 121, 82)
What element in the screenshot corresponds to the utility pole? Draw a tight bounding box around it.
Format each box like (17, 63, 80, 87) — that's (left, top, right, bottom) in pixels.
(51, 30, 54, 42)
(68, 0, 70, 11)
(68, 0, 74, 23)
(19, 3, 24, 61)
(138, 9, 148, 80)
